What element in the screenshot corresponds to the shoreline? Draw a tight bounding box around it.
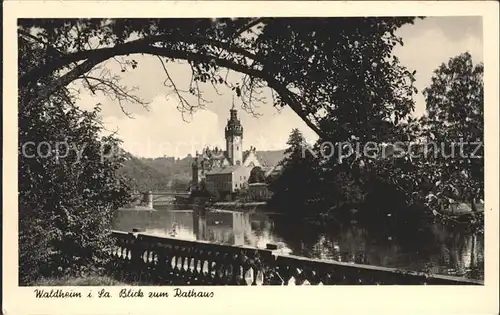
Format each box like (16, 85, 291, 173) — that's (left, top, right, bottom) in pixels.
(207, 201, 268, 211)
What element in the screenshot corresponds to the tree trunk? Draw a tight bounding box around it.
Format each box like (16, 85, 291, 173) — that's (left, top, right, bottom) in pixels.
(470, 196, 477, 212)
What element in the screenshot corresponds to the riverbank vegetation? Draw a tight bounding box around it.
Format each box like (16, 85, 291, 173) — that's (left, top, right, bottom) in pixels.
(18, 38, 134, 285)
(268, 53, 483, 232)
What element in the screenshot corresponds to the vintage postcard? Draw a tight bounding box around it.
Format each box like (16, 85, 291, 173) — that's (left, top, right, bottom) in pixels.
(3, 1, 499, 314)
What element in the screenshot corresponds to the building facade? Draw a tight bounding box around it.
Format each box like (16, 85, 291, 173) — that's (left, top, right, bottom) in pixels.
(191, 102, 262, 198)
(204, 165, 252, 199)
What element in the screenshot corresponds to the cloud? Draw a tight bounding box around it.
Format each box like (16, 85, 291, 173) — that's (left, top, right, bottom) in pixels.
(76, 94, 220, 157)
(395, 19, 483, 116)
(248, 107, 319, 151)
(74, 90, 319, 157)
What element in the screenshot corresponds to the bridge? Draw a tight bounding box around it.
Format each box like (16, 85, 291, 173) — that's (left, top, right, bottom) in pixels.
(152, 192, 190, 204)
(106, 230, 483, 285)
(152, 191, 191, 197)
(132, 191, 191, 198)
(131, 191, 192, 206)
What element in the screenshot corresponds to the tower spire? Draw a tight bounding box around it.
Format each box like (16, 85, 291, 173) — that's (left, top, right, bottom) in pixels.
(226, 94, 243, 165)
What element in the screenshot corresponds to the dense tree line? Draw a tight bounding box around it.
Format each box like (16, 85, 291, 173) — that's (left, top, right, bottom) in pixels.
(117, 155, 193, 192)
(269, 53, 483, 226)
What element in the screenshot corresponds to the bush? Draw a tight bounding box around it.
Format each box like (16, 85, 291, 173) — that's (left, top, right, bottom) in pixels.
(18, 38, 132, 284)
(18, 98, 132, 284)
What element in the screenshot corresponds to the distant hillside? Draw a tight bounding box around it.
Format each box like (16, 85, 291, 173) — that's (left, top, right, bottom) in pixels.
(117, 154, 174, 192)
(119, 149, 286, 192)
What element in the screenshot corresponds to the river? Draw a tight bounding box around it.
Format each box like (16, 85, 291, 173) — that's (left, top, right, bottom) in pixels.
(112, 205, 484, 280)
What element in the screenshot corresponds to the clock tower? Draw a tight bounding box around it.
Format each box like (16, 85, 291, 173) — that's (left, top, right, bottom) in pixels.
(225, 99, 243, 166)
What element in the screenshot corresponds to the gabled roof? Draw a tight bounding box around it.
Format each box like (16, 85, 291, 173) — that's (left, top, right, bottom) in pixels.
(212, 153, 228, 160)
(206, 165, 242, 175)
(243, 150, 251, 162)
(193, 149, 229, 167)
(201, 148, 227, 160)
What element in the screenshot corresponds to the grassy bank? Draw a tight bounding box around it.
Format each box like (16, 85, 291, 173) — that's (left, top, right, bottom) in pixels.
(209, 201, 268, 212)
(33, 275, 130, 286)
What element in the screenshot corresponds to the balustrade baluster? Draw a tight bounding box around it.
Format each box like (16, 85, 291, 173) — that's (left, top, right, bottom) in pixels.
(230, 254, 240, 285)
(107, 231, 483, 286)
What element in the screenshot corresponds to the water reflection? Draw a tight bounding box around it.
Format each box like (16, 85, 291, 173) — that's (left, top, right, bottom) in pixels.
(113, 207, 286, 249)
(112, 207, 484, 280)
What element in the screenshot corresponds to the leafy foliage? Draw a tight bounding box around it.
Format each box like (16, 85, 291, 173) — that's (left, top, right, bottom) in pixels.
(366, 53, 484, 217)
(418, 53, 484, 210)
(268, 129, 320, 213)
(19, 38, 132, 284)
(248, 166, 266, 184)
(269, 52, 484, 226)
(18, 17, 420, 136)
(117, 155, 190, 192)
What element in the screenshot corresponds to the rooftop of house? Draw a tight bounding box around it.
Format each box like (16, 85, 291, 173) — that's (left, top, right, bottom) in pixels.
(242, 150, 252, 162)
(193, 146, 261, 167)
(205, 165, 243, 175)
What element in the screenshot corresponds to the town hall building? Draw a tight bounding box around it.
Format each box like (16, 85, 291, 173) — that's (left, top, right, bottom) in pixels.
(191, 103, 262, 199)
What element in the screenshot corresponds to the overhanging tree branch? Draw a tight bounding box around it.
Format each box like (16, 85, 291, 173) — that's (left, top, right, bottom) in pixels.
(19, 33, 262, 88)
(23, 42, 322, 136)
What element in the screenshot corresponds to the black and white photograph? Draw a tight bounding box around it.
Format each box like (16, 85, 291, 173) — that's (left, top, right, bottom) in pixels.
(4, 2, 499, 313)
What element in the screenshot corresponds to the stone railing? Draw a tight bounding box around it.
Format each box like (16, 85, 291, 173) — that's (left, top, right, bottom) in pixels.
(107, 230, 483, 285)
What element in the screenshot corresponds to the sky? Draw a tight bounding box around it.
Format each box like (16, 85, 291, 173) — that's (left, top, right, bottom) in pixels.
(74, 16, 483, 158)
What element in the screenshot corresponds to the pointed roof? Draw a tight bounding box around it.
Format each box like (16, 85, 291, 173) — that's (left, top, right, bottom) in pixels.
(225, 98, 243, 138)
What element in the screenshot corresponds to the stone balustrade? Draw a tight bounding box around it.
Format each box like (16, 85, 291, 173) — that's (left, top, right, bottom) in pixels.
(107, 230, 483, 285)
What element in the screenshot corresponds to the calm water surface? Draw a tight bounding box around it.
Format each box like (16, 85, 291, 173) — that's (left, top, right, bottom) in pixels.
(112, 205, 484, 280)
